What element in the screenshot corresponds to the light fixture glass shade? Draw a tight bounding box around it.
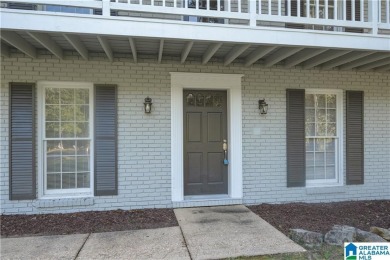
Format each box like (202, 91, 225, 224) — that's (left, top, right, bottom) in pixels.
(259, 99, 268, 114)
(144, 97, 152, 113)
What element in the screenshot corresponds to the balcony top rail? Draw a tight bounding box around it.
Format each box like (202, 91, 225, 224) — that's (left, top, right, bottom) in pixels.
(1, 0, 389, 35)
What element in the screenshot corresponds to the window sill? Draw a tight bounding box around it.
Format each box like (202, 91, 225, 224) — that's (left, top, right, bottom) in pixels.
(32, 197, 94, 208)
(306, 186, 346, 195)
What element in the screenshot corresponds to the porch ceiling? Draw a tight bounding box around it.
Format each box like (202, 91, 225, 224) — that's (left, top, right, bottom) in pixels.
(1, 30, 389, 72)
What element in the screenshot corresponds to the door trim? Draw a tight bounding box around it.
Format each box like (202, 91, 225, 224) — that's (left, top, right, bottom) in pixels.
(170, 72, 243, 202)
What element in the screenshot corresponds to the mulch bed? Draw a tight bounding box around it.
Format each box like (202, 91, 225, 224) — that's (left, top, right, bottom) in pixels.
(248, 200, 390, 236)
(1, 209, 178, 237)
(2, 200, 389, 238)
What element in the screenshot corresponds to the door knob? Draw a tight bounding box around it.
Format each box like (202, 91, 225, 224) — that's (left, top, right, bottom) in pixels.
(223, 139, 229, 165)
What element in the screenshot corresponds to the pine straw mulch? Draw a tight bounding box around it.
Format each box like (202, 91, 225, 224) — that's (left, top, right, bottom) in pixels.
(248, 200, 390, 236)
(1, 208, 178, 238)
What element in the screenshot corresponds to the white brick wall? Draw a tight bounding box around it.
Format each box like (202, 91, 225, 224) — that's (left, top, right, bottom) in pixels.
(1, 51, 389, 214)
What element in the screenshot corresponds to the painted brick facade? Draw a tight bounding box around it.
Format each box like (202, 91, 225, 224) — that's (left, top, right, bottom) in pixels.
(1, 51, 389, 214)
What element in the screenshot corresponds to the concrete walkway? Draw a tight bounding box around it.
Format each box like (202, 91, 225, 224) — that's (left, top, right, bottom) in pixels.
(175, 205, 305, 259)
(1, 205, 305, 260)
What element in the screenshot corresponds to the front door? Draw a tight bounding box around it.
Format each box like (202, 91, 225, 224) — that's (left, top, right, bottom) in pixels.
(183, 90, 228, 196)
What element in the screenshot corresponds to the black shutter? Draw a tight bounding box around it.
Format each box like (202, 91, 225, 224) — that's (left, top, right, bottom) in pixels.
(285, 0, 305, 29)
(9, 83, 36, 200)
(346, 91, 364, 185)
(346, 0, 363, 33)
(286, 89, 306, 187)
(94, 85, 118, 196)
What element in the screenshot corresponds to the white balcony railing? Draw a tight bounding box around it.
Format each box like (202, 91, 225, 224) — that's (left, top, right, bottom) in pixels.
(2, 0, 390, 35)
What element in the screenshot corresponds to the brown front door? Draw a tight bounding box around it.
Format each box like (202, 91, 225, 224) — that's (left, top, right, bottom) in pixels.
(183, 90, 228, 196)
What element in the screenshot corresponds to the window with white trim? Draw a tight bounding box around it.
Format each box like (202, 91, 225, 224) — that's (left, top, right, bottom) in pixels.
(39, 82, 93, 197)
(305, 90, 343, 186)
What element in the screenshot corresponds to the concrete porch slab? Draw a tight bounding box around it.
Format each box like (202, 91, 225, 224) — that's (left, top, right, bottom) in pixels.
(76, 227, 190, 260)
(0, 233, 88, 260)
(174, 205, 306, 260)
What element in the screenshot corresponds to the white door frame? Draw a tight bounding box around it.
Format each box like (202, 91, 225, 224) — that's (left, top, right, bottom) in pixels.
(170, 72, 243, 202)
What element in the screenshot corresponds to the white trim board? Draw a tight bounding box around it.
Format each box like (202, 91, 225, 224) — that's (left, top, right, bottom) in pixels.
(170, 72, 244, 202)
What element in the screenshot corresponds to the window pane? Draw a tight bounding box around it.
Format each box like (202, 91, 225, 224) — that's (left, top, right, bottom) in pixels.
(325, 139, 335, 152)
(46, 105, 60, 121)
(60, 88, 74, 104)
(306, 139, 314, 151)
(47, 141, 61, 156)
(62, 173, 76, 189)
(62, 141, 75, 154)
(315, 166, 325, 179)
(306, 123, 315, 136)
(315, 152, 325, 166)
(316, 94, 326, 108)
(305, 108, 315, 122)
(77, 140, 90, 155)
(61, 105, 75, 121)
(46, 122, 60, 138)
(327, 123, 336, 136)
(62, 156, 76, 172)
(326, 166, 336, 179)
(316, 123, 326, 136)
(45, 88, 59, 104)
(327, 109, 336, 122)
(61, 122, 75, 138)
(326, 94, 336, 108)
(77, 156, 90, 172)
(306, 152, 314, 166)
(76, 122, 89, 138)
(76, 105, 89, 121)
(47, 173, 61, 189)
(306, 166, 315, 180)
(317, 109, 326, 123)
(76, 89, 89, 104)
(305, 94, 315, 107)
(326, 152, 335, 165)
(315, 139, 325, 151)
(77, 172, 90, 188)
(47, 156, 61, 173)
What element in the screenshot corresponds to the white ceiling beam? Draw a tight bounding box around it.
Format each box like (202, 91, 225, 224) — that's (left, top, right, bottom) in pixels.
(181, 41, 194, 64)
(0, 31, 36, 58)
(128, 37, 137, 63)
(224, 44, 251, 66)
(265, 47, 304, 67)
(97, 35, 113, 62)
(27, 32, 63, 59)
(202, 43, 222, 65)
(374, 64, 390, 72)
(284, 48, 328, 68)
(303, 50, 351, 69)
(321, 51, 375, 70)
(63, 34, 88, 60)
(356, 58, 390, 71)
(244, 46, 277, 67)
(1, 43, 10, 57)
(158, 39, 164, 63)
(339, 53, 390, 70)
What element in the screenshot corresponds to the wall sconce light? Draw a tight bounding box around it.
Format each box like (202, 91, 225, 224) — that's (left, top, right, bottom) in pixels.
(144, 96, 152, 113)
(258, 99, 268, 115)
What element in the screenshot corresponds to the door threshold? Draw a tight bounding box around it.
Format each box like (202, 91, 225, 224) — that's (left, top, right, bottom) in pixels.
(174, 195, 243, 208)
(184, 194, 230, 201)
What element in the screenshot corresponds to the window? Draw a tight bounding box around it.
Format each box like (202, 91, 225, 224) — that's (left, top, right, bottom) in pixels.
(42, 5, 92, 14)
(39, 82, 94, 197)
(305, 89, 343, 186)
